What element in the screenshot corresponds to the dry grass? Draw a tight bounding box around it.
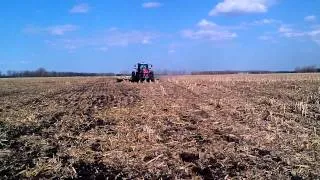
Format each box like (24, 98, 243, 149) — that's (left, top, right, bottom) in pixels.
(0, 74, 320, 179)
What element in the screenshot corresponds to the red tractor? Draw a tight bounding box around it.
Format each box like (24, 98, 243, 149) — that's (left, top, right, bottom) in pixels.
(131, 63, 155, 82)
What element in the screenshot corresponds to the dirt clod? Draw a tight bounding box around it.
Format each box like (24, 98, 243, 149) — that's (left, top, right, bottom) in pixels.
(180, 152, 199, 163)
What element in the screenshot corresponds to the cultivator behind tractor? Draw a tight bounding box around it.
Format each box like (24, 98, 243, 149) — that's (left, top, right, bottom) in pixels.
(131, 63, 155, 83)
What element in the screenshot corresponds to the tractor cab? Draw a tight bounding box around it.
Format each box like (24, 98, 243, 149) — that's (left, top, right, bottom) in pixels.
(136, 63, 151, 72)
(131, 63, 155, 82)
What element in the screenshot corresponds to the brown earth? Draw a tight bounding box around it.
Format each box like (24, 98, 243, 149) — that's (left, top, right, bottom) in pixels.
(0, 74, 320, 179)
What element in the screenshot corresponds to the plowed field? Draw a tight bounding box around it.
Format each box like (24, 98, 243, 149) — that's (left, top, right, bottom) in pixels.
(1, 74, 320, 179)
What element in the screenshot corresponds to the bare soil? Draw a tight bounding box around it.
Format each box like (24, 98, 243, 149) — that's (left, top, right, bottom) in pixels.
(0, 74, 320, 179)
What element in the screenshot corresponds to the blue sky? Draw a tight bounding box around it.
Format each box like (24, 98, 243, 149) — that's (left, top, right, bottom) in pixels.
(0, 0, 320, 73)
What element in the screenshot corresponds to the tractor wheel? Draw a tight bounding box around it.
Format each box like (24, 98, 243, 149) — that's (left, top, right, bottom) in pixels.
(131, 71, 138, 82)
(149, 71, 155, 82)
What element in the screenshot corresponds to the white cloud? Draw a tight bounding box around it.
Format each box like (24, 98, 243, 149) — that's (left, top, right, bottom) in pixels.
(278, 25, 320, 45)
(19, 60, 31, 64)
(182, 19, 237, 41)
(104, 30, 157, 46)
(308, 29, 320, 45)
(47, 25, 78, 35)
(278, 25, 293, 33)
(238, 19, 281, 29)
(181, 29, 237, 41)
(210, 0, 276, 16)
(45, 29, 159, 51)
(108, 27, 118, 32)
(142, 2, 162, 8)
(23, 24, 77, 36)
(278, 25, 305, 38)
(252, 18, 281, 25)
(142, 38, 151, 44)
(282, 32, 305, 38)
(259, 35, 272, 41)
(258, 35, 277, 43)
(197, 19, 218, 28)
(304, 15, 317, 22)
(168, 49, 175, 53)
(198, 19, 246, 31)
(308, 30, 320, 36)
(70, 3, 90, 13)
(168, 43, 180, 54)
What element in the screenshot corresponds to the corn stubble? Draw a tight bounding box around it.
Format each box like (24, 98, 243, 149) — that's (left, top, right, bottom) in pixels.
(0, 74, 320, 179)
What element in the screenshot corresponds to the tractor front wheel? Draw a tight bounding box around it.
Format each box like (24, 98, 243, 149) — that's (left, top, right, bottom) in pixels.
(149, 71, 155, 82)
(131, 71, 138, 82)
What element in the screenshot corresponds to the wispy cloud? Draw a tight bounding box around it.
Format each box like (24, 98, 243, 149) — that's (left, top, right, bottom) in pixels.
(258, 35, 272, 41)
(168, 43, 181, 54)
(182, 30, 237, 41)
(23, 24, 78, 36)
(182, 19, 237, 41)
(278, 24, 320, 45)
(168, 49, 175, 53)
(70, 3, 90, 13)
(278, 25, 292, 33)
(19, 60, 31, 64)
(308, 29, 320, 45)
(197, 19, 219, 29)
(47, 25, 78, 35)
(103, 30, 157, 46)
(258, 34, 277, 43)
(239, 18, 281, 29)
(45, 29, 159, 51)
(304, 15, 317, 22)
(210, 0, 277, 16)
(278, 25, 305, 38)
(142, 2, 162, 8)
(0, 60, 32, 66)
(250, 18, 281, 25)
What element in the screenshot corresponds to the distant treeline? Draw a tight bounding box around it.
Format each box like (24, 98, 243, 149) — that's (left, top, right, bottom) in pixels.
(1, 65, 319, 78)
(191, 65, 320, 75)
(294, 65, 320, 73)
(0, 68, 115, 78)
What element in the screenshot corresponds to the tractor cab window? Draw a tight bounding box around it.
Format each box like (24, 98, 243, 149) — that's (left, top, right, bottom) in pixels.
(140, 64, 147, 69)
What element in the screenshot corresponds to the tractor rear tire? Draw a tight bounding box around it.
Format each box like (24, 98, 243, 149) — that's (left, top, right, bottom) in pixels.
(131, 71, 138, 82)
(149, 71, 155, 82)
(149, 71, 154, 82)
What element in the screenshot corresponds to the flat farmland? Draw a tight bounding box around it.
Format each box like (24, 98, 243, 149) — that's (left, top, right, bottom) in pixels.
(1, 74, 320, 179)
